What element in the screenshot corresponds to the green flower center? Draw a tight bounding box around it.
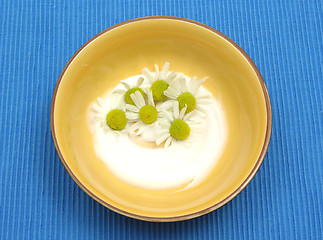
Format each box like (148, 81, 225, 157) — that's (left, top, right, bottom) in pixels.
(106, 109, 127, 130)
(169, 119, 191, 140)
(177, 92, 196, 113)
(150, 80, 169, 101)
(139, 105, 158, 124)
(124, 87, 145, 105)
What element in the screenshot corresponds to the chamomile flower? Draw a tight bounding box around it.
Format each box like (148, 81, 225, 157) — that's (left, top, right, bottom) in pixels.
(91, 95, 128, 135)
(155, 101, 202, 149)
(112, 76, 146, 105)
(142, 62, 179, 102)
(125, 90, 160, 135)
(163, 76, 213, 114)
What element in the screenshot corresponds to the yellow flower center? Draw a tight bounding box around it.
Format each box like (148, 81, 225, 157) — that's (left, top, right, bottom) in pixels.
(124, 87, 145, 105)
(150, 80, 169, 101)
(139, 105, 158, 124)
(169, 119, 190, 140)
(106, 109, 127, 130)
(177, 92, 196, 113)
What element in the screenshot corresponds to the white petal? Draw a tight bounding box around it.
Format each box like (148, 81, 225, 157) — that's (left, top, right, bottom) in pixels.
(125, 112, 139, 120)
(188, 77, 207, 94)
(164, 137, 173, 149)
(136, 91, 146, 106)
(110, 96, 117, 109)
(136, 77, 144, 87)
(91, 104, 102, 113)
(164, 85, 181, 99)
(156, 128, 170, 135)
(154, 64, 160, 81)
(130, 121, 141, 131)
(188, 121, 203, 128)
(136, 126, 145, 135)
(160, 62, 170, 80)
(141, 86, 150, 95)
(126, 104, 140, 112)
(161, 100, 175, 110)
(173, 74, 184, 83)
(196, 92, 212, 99)
(119, 127, 128, 134)
(147, 90, 155, 106)
(156, 133, 170, 145)
(164, 90, 175, 99)
(111, 94, 125, 110)
(158, 121, 171, 129)
(142, 68, 154, 82)
(190, 126, 203, 133)
(179, 77, 188, 92)
(130, 91, 145, 108)
(165, 71, 177, 84)
(96, 97, 105, 108)
(117, 98, 126, 111)
(120, 81, 131, 90)
(187, 76, 197, 90)
(112, 89, 126, 94)
(128, 121, 140, 133)
(183, 111, 195, 121)
(160, 110, 174, 122)
(173, 101, 179, 119)
(179, 105, 187, 119)
(128, 122, 140, 135)
(197, 98, 213, 104)
(195, 105, 208, 114)
(93, 114, 104, 122)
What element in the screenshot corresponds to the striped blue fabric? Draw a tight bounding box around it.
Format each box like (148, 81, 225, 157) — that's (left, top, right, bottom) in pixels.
(0, 0, 322, 239)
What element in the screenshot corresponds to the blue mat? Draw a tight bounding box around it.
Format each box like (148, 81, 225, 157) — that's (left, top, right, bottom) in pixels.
(0, 0, 322, 239)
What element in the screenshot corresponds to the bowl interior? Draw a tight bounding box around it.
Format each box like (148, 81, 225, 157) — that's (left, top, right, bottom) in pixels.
(52, 18, 270, 221)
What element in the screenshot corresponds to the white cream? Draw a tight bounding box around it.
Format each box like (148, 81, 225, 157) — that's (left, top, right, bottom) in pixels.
(88, 74, 227, 190)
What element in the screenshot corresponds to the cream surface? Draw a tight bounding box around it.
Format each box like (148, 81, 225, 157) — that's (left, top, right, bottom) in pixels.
(87, 74, 227, 190)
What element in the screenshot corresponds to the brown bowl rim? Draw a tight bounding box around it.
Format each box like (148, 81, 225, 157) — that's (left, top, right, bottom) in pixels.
(50, 16, 272, 222)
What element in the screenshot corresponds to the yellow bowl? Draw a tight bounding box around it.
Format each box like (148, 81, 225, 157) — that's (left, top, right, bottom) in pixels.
(51, 16, 272, 221)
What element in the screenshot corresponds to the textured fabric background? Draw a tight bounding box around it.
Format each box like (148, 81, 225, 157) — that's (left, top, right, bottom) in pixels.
(0, 0, 322, 239)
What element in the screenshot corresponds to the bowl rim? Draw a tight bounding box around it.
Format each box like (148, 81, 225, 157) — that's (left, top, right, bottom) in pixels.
(51, 16, 272, 222)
